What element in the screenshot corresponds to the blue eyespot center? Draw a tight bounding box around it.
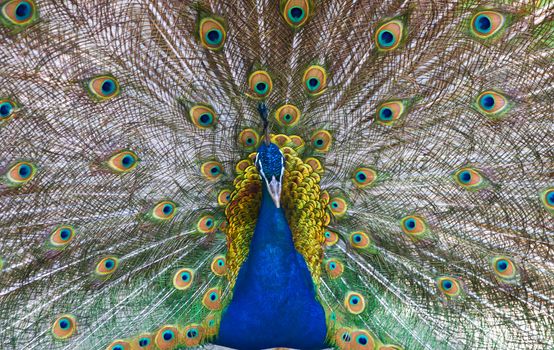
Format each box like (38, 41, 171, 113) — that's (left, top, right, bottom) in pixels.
(210, 292, 217, 301)
(255, 82, 268, 94)
(288, 7, 305, 23)
(210, 166, 220, 174)
(18, 164, 31, 178)
(121, 154, 135, 168)
(475, 15, 492, 33)
(350, 296, 359, 305)
(307, 77, 320, 91)
(459, 170, 472, 183)
(60, 229, 71, 240)
(353, 234, 362, 243)
(547, 191, 554, 205)
(181, 272, 190, 281)
(329, 262, 336, 270)
(162, 204, 173, 215)
(162, 330, 174, 341)
(497, 259, 508, 271)
(199, 113, 212, 125)
(138, 338, 150, 347)
(113, 346, 123, 350)
(442, 280, 453, 290)
(356, 335, 368, 345)
(205, 219, 213, 227)
(480, 94, 495, 110)
(0, 102, 13, 118)
(315, 139, 324, 146)
(283, 114, 292, 121)
(101, 80, 116, 95)
(206, 29, 222, 45)
(324, 231, 330, 238)
(246, 137, 254, 145)
(342, 332, 351, 342)
(15, 2, 32, 21)
(217, 259, 224, 266)
(331, 201, 338, 208)
(356, 172, 367, 181)
(59, 319, 70, 330)
(105, 259, 115, 269)
(380, 107, 393, 120)
(187, 329, 199, 338)
(405, 218, 416, 230)
(378, 30, 395, 47)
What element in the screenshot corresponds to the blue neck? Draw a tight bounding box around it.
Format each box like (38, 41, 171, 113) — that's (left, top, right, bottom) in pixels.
(217, 184, 327, 349)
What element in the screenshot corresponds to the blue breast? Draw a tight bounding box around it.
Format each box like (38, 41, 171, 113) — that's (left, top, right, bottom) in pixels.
(217, 185, 327, 349)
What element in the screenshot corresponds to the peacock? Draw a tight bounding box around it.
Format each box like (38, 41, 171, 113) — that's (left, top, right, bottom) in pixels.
(0, 0, 553, 349)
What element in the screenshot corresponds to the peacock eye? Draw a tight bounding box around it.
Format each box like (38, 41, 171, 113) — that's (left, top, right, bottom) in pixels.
(51, 314, 77, 339)
(303, 65, 327, 96)
(310, 129, 332, 152)
(239, 128, 260, 149)
(491, 256, 517, 282)
(155, 326, 179, 349)
(248, 70, 273, 99)
(198, 17, 226, 50)
(540, 188, 554, 211)
(470, 11, 505, 39)
(437, 276, 462, 297)
(0, 0, 38, 28)
(275, 104, 301, 127)
(344, 291, 366, 314)
(475, 90, 510, 117)
(453, 167, 487, 190)
(0, 99, 19, 122)
(352, 167, 377, 188)
(202, 287, 222, 310)
(351, 330, 375, 349)
(137, 335, 151, 348)
(6, 161, 37, 186)
(50, 225, 76, 248)
(173, 268, 194, 290)
(86, 75, 120, 101)
(107, 150, 139, 173)
(107, 341, 131, 350)
(95, 256, 119, 276)
(211, 255, 227, 276)
(200, 161, 224, 181)
(375, 19, 404, 51)
(151, 200, 177, 221)
(189, 104, 218, 129)
(376, 100, 405, 125)
(349, 231, 370, 249)
(281, 0, 312, 28)
(197, 214, 216, 233)
(218, 189, 232, 206)
(400, 215, 427, 236)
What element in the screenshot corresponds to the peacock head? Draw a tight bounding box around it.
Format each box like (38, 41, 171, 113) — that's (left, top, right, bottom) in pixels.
(255, 142, 284, 208)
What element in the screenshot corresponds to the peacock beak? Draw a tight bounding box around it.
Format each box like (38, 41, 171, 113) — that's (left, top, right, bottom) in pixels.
(267, 175, 282, 208)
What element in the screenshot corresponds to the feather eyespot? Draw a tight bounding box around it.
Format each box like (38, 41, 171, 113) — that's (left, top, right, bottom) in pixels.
(400, 215, 427, 236)
(239, 129, 260, 149)
(52, 314, 77, 339)
(173, 268, 194, 290)
(199, 17, 226, 50)
(352, 167, 377, 188)
(86, 75, 120, 101)
(540, 188, 554, 212)
(491, 256, 517, 282)
(323, 229, 339, 246)
(95, 256, 119, 276)
(106, 340, 131, 350)
(0, 98, 18, 122)
(275, 104, 301, 127)
(311, 129, 332, 153)
(329, 196, 347, 218)
(454, 167, 487, 190)
(217, 189, 231, 206)
(325, 258, 344, 279)
(107, 150, 139, 173)
(5, 161, 37, 186)
(50, 225, 76, 248)
(189, 104, 218, 129)
(351, 330, 375, 350)
(376, 100, 405, 125)
(248, 70, 273, 99)
(437, 277, 462, 297)
(375, 19, 404, 51)
(151, 200, 177, 221)
(155, 326, 179, 350)
(476, 90, 510, 117)
(303, 65, 327, 96)
(197, 215, 216, 233)
(134, 334, 153, 349)
(183, 324, 203, 346)
(211, 255, 227, 276)
(344, 291, 366, 314)
(203, 314, 219, 336)
(202, 287, 222, 310)
(280, 0, 312, 28)
(335, 327, 353, 348)
(0, 0, 38, 28)
(471, 11, 505, 39)
(200, 161, 223, 181)
(350, 231, 371, 249)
